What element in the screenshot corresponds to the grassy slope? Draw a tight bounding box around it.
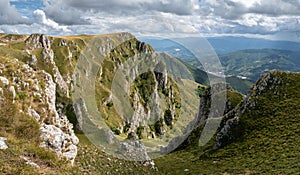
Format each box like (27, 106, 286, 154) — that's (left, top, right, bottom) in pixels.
(226, 76, 253, 94)
(155, 71, 300, 174)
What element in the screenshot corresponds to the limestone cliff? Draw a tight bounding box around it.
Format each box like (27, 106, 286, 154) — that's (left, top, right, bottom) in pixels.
(0, 58, 78, 164)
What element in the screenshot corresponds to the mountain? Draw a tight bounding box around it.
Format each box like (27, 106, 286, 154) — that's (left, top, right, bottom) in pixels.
(156, 70, 300, 174)
(0, 33, 299, 174)
(0, 33, 160, 174)
(207, 36, 300, 54)
(141, 37, 300, 59)
(143, 37, 300, 86)
(220, 49, 300, 81)
(141, 38, 254, 94)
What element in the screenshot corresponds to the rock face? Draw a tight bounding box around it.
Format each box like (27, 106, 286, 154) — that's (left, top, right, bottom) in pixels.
(0, 58, 78, 164)
(25, 34, 70, 98)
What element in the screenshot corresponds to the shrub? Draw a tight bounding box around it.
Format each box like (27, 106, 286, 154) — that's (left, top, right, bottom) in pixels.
(106, 101, 113, 108)
(111, 128, 121, 135)
(17, 92, 27, 100)
(39, 81, 46, 90)
(136, 126, 144, 139)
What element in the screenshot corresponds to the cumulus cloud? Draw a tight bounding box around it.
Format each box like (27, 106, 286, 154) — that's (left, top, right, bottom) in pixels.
(41, 0, 200, 25)
(1, 0, 300, 42)
(33, 9, 71, 33)
(0, 0, 32, 25)
(43, 0, 88, 25)
(202, 0, 300, 19)
(201, 0, 248, 19)
(249, 0, 300, 16)
(64, 0, 199, 15)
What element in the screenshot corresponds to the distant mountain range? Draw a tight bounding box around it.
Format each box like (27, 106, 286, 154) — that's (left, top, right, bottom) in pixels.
(142, 37, 300, 82)
(142, 36, 300, 55)
(219, 49, 300, 81)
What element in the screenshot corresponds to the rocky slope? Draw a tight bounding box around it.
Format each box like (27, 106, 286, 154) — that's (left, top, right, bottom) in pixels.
(0, 32, 194, 173)
(156, 70, 300, 174)
(0, 56, 78, 164)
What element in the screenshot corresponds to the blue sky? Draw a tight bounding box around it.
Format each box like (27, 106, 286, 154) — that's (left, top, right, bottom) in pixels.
(1, 0, 300, 42)
(10, 0, 43, 19)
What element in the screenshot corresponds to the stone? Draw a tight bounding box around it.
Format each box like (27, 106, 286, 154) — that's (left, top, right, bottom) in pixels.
(20, 156, 40, 169)
(8, 86, 16, 103)
(0, 137, 8, 150)
(40, 124, 78, 165)
(119, 140, 150, 161)
(28, 107, 41, 121)
(0, 76, 9, 86)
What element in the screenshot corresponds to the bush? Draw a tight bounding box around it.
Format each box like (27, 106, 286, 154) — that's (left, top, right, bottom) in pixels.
(39, 81, 46, 90)
(136, 126, 144, 139)
(106, 101, 113, 108)
(17, 92, 27, 100)
(164, 109, 173, 126)
(123, 123, 131, 133)
(111, 128, 121, 135)
(154, 118, 164, 135)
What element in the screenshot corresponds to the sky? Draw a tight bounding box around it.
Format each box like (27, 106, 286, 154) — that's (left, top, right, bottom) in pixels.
(0, 0, 300, 41)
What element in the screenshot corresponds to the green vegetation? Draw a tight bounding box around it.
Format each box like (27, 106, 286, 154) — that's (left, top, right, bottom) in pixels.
(17, 92, 27, 100)
(226, 76, 253, 94)
(155, 71, 300, 174)
(134, 72, 156, 107)
(1, 33, 299, 174)
(197, 85, 206, 97)
(136, 126, 145, 139)
(226, 90, 244, 109)
(0, 89, 73, 174)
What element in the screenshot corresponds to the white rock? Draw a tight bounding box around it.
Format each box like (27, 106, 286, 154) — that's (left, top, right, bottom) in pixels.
(40, 124, 78, 165)
(0, 76, 9, 86)
(28, 107, 41, 121)
(8, 86, 16, 103)
(20, 156, 40, 169)
(0, 137, 8, 150)
(62, 144, 77, 165)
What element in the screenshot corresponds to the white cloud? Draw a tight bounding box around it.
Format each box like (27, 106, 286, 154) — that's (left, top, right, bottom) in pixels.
(33, 9, 71, 33)
(43, 0, 88, 25)
(0, 0, 300, 42)
(0, 0, 32, 25)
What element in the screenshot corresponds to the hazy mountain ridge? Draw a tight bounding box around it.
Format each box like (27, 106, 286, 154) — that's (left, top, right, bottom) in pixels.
(220, 49, 300, 81)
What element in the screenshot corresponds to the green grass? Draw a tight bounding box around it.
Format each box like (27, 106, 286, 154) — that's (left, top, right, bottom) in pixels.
(154, 71, 300, 174)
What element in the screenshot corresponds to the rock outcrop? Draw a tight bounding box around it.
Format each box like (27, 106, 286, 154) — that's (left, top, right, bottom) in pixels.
(214, 70, 290, 149)
(0, 58, 78, 164)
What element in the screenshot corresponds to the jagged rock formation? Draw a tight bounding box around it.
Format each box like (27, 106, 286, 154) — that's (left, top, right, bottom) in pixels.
(0, 58, 78, 164)
(25, 34, 70, 97)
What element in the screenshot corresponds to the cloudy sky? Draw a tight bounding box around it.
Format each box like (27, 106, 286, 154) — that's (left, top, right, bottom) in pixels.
(1, 0, 300, 41)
